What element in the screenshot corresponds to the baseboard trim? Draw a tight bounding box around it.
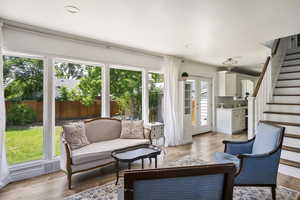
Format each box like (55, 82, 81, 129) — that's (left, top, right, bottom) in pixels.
(9, 159, 60, 182)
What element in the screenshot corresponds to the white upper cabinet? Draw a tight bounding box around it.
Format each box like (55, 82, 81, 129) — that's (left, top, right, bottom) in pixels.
(218, 71, 258, 97)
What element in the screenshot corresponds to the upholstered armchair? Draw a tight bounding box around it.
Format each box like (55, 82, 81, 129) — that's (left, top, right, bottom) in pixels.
(215, 122, 285, 200)
(119, 163, 236, 200)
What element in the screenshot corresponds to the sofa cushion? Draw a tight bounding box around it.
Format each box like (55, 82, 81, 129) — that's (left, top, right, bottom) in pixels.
(252, 123, 282, 154)
(71, 158, 115, 173)
(62, 122, 90, 150)
(72, 138, 149, 165)
(120, 120, 144, 139)
(84, 119, 121, 143)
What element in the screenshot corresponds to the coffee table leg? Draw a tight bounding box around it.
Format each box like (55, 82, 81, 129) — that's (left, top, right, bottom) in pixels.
(115, 160, 119, 185)
(142, 158, 144, 169)
(155, 156, 157, 168)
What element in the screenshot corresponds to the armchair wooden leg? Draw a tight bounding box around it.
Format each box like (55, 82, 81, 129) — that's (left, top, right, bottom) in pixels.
(271, 186, 276, 200)
(68, 173, 72, 190)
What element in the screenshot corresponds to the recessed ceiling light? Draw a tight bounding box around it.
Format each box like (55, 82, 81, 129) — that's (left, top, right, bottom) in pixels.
(65, 5, 80, 14)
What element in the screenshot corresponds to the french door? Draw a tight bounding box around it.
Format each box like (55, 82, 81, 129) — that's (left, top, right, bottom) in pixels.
(184, 77, 212, 135)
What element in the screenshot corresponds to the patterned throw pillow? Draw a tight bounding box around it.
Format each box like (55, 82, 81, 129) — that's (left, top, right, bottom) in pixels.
(62, 122, 90, 150)
(120, 120, 144, 139)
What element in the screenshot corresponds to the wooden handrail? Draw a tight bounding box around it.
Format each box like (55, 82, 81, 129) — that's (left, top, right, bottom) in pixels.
(272, 39, 281, 56)
(252, 56, 271, 97)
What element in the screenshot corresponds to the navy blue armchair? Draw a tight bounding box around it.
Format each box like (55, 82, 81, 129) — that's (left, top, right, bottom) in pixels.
(215, 122, 285, 200)
(120, 163, 236, 200)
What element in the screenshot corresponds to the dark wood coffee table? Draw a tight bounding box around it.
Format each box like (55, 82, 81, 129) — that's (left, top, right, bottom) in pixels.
(111, 144, 161, 184)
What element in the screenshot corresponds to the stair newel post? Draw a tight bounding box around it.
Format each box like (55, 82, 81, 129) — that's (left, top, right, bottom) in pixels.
(248, 96, 256, 139)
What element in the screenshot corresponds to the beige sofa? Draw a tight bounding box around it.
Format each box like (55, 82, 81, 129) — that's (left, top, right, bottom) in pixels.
(60, 118, 151, 189)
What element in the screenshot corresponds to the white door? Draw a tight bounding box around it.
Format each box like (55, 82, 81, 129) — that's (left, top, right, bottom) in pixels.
(184, 77, 212, 135)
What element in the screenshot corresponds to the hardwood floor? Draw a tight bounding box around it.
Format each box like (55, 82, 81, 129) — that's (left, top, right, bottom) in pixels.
(1, 131, 300, 200)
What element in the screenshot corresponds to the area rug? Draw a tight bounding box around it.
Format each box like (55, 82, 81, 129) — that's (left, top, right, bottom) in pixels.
(65, 156, 300, 200)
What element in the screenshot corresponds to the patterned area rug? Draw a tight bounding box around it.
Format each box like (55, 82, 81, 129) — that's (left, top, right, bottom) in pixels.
(65, 156, 300, 200)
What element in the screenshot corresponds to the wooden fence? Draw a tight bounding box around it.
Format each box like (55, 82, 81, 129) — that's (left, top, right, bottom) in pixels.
(5, 100, 120, 122)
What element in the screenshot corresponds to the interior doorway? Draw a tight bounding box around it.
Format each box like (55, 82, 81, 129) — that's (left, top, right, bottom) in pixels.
(184, 77, 212, 135)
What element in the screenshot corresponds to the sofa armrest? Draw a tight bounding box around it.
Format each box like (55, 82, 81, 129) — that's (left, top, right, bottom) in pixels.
(143, 128, 152, 144)
(60, 133, 73, 173)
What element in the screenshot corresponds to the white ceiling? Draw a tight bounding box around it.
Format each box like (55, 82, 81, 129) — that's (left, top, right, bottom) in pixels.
(1, 0, 300, 69)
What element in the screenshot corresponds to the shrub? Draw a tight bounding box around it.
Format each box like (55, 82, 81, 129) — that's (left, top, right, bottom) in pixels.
(7, 104, 37, 125)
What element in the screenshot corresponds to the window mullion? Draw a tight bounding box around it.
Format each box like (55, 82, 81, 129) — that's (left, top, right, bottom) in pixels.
(142, 69, 149, 123)
(101, 64, 110, 117)
(43, 56, 55, 160)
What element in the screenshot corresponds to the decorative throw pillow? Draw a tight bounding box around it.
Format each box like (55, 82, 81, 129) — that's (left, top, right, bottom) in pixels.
(120, 120, 144, 139)
(62, 122, 90, 150)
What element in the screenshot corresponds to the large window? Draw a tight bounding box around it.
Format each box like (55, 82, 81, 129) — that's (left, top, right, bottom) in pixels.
(4, 56, 44, 165)
(54, 62, 102, 155)
(148, 73, 164, 122)
(110, 68, 142, 120)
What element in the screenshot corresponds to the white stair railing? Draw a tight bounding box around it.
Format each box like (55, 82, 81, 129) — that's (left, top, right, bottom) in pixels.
(248, 37, 289, 139)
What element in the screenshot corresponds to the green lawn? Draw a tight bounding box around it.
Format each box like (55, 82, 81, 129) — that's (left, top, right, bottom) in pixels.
(5, 126, 63, 165)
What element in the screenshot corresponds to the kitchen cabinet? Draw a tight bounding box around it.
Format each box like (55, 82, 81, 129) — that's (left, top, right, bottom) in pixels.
(216, 107, 246, 134)
(218, 71, 258, 97)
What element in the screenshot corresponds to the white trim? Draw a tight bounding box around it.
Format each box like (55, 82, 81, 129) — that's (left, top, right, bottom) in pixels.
(43, 57, 55, 159)
(3, 50, 45, 59)
(109, 64, 144, 72)
(142, 69, 149, 123)
(9, 159, 60, 182)
(54, 57, 105, 67)
(102, 64, 110, 117)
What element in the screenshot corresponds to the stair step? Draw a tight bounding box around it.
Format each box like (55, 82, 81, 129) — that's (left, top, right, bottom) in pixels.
(280, 158, 300, 168)
(264, 111, 300, 116)
(284, 58, 300, 62)
(281, 149, 300, 163)
(276, 79, 300, 87)
(260, 120, 300, 127)
(282, 146, 300, 153)
(285, 134, 300, 139)
(267, 103, 300, 105)
(278, 78, 300, 82)
(275, 86, 300, 88)
(273, 95, 300, 104)
(264, 112, 300, 124)
(279, 164, 300, 179)
(274, 87, 300, 95)
(273, 94, 300, 96)
(280, 71, 300, 74)
(286, 48, 300, 55)
(267, 104, 300, 116)
(281, 66, 300, 73)
(281, 64, 300, 68)
(260, 120, 300, 134)
(279, 71, 300, 79)
(286, 50, 300, 56)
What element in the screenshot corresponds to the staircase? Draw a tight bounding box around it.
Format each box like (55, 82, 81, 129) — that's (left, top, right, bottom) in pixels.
(263, 47, 300, 179)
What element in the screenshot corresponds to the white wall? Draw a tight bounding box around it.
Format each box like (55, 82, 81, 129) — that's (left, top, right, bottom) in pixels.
(180, 60, 219, 134)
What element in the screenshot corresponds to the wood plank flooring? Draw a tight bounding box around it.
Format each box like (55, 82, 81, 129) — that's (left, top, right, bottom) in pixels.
(1, 131, 300, 200)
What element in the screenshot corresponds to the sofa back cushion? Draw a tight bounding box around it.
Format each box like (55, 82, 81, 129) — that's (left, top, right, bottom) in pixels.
(85, 119, 121, 143)
(62, 122, 90, 150)
(120, 120, 145, 139)
(252, 123, 283, 154)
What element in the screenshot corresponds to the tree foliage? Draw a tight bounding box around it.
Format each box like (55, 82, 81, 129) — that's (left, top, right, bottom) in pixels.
(4, 56, 163, 120)
(4, 56, 43, 101)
